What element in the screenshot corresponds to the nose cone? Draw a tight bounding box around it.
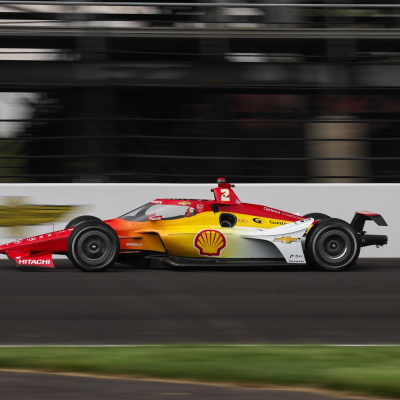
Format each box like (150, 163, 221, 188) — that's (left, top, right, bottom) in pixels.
(0, 228, 72, 256)
(0, 240, 19, 254)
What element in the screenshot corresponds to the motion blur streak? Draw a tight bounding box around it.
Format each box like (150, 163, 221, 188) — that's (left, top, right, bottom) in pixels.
(0, 258, 399, 345)
(0, 2, 399, 183)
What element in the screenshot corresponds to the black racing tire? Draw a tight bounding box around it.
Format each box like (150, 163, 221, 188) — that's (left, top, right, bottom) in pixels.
(305, 218, 360, 272)
(303, 213, 330, 221)
(65, 215, 102, 229)
(67, 221, 119, 272)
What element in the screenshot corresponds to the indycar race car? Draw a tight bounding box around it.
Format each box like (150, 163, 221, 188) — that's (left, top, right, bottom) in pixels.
(0, 178, 388, 272)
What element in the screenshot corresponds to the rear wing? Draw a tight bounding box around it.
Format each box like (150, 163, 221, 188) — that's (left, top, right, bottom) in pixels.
(211, 178, 241, 205)
(351, 211, 388, 233)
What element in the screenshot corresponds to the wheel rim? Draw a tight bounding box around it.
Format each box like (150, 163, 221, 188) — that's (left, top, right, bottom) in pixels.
(76, 230, 113, 266)
(317, 229, 351, 264)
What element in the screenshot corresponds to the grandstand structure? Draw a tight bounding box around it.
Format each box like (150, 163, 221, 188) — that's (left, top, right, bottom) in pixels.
(0, 1, 400, 182)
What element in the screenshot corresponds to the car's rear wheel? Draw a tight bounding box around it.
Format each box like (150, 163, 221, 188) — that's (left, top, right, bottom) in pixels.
(303, 212, 330, 221)
(67, 221, 119, 272)
(65, 215, 101, 229)
(306, 218, 360, 271)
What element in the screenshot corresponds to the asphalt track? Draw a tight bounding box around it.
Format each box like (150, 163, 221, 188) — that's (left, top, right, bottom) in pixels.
(0, 257, 399, 344)
(0, 371, 356, 400)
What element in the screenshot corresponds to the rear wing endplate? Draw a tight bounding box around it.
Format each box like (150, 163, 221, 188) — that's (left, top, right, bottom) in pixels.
(351, 211, 388, 233)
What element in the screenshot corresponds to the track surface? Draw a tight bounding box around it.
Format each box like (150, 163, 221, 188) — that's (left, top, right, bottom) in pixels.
(0, 371, 355, 400)
(0, 258, 399, 344)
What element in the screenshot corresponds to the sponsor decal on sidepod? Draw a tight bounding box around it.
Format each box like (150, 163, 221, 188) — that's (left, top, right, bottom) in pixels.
(194, 229, 226, 257)
(274, 237, 300, 244)
(269, 220, 287, 225)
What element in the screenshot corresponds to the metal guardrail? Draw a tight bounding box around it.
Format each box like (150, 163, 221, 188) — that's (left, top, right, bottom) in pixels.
(0, 1, 399, 30)
(0, 2, 398, 183)
(0, 1, 398, 65)
(0, 115, 399, 182)
(0, 2, 397, 7)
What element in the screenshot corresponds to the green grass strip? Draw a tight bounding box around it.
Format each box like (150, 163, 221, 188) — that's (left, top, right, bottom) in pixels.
(0, 345, 400, 399)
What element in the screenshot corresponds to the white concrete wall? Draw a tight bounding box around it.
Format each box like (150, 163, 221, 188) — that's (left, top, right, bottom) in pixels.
(0, 183, 397, 258)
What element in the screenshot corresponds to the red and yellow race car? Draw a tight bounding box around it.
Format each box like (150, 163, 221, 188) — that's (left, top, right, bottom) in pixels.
(0, 178, 388, 272)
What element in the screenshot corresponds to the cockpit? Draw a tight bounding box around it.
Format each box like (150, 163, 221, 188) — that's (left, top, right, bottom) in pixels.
(120, 203, 197, 222)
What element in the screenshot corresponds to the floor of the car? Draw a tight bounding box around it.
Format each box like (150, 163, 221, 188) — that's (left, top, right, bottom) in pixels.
(158, 256, 288, 268)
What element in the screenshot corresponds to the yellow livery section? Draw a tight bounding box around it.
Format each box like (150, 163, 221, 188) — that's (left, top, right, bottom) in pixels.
(234, 214, 289, 229)
(113, 210, 292, 258)
(159, 226, 284, 259)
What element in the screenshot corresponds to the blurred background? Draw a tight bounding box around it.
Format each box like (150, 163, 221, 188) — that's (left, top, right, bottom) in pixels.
(1, 0, 400, 184)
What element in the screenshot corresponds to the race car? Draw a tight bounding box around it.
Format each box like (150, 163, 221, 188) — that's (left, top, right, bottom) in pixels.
(0, 178, 388, 272)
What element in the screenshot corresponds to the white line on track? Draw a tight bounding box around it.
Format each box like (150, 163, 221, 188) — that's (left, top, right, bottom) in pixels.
(0, 344, 399, 347)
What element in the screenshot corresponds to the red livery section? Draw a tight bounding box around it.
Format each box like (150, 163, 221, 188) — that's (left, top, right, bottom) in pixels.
(213, 180, 241, 205)
(0, 229, 71, 267)
(355, 210, 381, 216)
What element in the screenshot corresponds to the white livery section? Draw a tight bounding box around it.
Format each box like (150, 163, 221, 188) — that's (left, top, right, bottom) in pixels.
(238, 218, 314, 263)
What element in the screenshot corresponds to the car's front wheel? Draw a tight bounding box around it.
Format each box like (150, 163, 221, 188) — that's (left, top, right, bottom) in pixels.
(65, 215, 102, 229)
(67, 221, 119, 272)
(306, 218, 360, 271)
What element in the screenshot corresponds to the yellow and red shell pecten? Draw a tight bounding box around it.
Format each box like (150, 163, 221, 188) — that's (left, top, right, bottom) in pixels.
(194, 229, 227, 257)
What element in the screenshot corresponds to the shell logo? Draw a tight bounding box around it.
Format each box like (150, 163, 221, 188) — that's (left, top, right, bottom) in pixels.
(194, 229, 227, 257)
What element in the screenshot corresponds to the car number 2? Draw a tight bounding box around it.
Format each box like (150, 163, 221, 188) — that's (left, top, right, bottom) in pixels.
(221, 189, 230, 201)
